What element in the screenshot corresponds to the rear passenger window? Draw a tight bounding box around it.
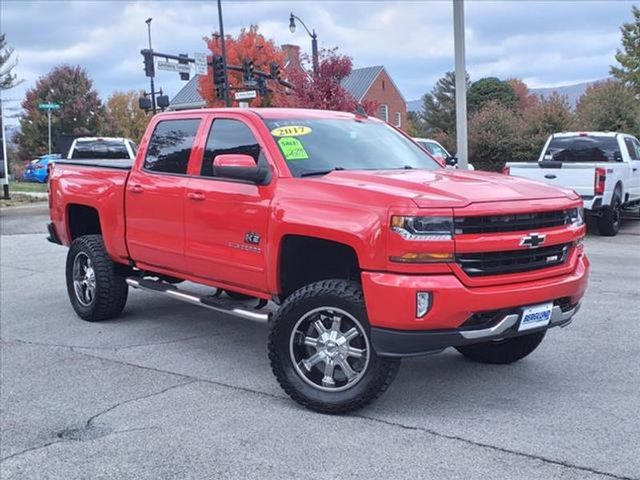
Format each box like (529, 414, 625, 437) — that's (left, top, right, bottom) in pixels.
(624, 138, 639, 160)
(144, 119, 201, 174)
(201, 119, 262, 177)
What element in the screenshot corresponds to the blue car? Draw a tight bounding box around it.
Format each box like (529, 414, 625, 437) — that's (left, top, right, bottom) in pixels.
(22, 154, 61, 183)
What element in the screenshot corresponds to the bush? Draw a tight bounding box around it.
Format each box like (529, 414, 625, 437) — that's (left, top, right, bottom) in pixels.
(468, 101, 530, 171)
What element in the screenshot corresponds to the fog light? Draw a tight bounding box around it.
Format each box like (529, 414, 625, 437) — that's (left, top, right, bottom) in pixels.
(416, 292, 432, 318)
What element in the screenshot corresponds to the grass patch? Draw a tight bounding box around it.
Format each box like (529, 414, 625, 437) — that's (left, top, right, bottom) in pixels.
(0, 193, 46, 208)
(9, 180, 49, 193)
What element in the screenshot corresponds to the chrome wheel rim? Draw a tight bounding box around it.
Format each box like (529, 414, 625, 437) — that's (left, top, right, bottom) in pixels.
(289, 307, 371, 392)
(73, 252, 96, 307)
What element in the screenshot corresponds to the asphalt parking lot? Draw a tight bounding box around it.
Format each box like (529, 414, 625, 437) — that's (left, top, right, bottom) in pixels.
(1, 204, 639, 480)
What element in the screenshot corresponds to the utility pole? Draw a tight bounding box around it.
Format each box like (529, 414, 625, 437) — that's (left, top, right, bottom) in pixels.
(453, 0, 468, 169)
(146, 18, 157, 114)
(0, 89, 10, 200)
(217, 0, 231, 107)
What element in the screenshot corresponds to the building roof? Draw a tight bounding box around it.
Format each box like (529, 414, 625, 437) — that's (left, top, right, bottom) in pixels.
(341, 65, 384, 102)
(170, 75, 206, 110)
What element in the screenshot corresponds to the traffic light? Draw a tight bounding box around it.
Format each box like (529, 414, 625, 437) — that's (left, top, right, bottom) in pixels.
(242, 59, 254, 82)
(257, 77, 268, 97)
(141, 49, 154, 77)
(138, 95, 152, 111)
(178, 53, 190, 81)
(157, 94, 170, 110)
(212, 55, 225, 100)
(269, 62, 281, 81)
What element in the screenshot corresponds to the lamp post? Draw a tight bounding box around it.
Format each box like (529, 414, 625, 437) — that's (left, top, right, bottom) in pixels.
(145, 17, 157, 114)
(453, 0, 468, 169)
(0, 89, 10, 200)
(289, 12, 318, 76)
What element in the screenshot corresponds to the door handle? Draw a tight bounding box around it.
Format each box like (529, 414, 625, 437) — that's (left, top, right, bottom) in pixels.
(130, 184, 144, 193)
(633, 168, 638, 172)
(187, 191, 206, 201)
(544, 174, 557, 179)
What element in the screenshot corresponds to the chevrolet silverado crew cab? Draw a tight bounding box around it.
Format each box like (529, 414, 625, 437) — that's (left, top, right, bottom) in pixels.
(48, 108, 589, 413)
(506, 132, 640, 236)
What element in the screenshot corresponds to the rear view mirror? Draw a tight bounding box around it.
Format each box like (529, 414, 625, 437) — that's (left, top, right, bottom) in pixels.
(445, 155, 458, 167)
(212, 154, 271, 185)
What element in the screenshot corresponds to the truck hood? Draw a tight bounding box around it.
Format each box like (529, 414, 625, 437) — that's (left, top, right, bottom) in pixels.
(312, 169, 576, 208)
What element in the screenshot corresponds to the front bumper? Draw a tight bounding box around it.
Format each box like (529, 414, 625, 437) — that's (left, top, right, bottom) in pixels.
(361, 253, 589, 356)
(371, 302, 580, 357)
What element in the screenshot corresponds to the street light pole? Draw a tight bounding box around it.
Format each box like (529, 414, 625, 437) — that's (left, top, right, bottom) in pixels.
(146, 17, 157, 114)
(289, 13, 319, 76)
(217, 0, 231, 107)
(453, 0, 468, 169)
(0, 89, 10, 200)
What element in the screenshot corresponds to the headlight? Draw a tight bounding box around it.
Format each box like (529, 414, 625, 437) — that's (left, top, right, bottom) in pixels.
(391, 216, 453, 240)
(568, 207, 584, 227)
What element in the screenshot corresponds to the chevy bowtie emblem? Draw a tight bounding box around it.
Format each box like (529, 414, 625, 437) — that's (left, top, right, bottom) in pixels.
(520, 233, 546, 248)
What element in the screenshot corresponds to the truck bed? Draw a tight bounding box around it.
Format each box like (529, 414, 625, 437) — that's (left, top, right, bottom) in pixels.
(48, 160, 132, 263)
(54, 159, 133, 170)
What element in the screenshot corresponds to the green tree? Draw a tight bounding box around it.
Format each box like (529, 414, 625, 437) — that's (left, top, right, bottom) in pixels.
(468, 77, 518, 113)
(106, 90, 149, 142)
(468, 100, 530, 171)
(523, 93, 573, 154)
(17, 65, 108, 160)
(574, 80, 640, 136)
(0, 34, 19, 90)
(406, 111, 427, 137)
(610, 6, 640, 96)
(420, 71, 470, 137)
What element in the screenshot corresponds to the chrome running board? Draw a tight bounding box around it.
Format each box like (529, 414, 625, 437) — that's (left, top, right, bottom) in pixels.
(460, 302, 581, 340)
(126, 277, 270, 323)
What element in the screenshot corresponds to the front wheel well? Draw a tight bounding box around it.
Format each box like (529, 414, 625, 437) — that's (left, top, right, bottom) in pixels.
(278, 235, 360, 299)
(67, 204, 101, 240)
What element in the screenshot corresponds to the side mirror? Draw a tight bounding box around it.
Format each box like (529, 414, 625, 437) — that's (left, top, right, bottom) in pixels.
(212, 154, 271, 185)
(445, 155, 458, 167)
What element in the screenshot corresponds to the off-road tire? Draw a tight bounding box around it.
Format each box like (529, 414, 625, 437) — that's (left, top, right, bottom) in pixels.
(268, 279, 400, 414)
(455, 331, 546, 364)
(66, 235, 128, 321)
(598, 193, 622, 236)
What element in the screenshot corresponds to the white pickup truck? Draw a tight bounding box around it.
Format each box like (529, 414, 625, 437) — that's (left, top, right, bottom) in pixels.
(67, 137, 137, 160)
(507, 132, 640, 236)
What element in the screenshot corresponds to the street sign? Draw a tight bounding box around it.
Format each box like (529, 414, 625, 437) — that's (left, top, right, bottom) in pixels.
(194, 52, 208, 75)
(156, 61, 191, 74)
(38, 103, 60, 110)
(234, 90, 257, 101)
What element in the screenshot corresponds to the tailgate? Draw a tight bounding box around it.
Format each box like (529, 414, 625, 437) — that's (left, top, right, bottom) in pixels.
(509, 163, 595, 197)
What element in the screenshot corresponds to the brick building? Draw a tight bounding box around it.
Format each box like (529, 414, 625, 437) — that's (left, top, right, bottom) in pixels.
(341, 66, 407, 129)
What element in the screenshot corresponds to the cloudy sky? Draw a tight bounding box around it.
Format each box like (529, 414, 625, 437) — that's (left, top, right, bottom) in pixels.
(0, 0, 635, 121)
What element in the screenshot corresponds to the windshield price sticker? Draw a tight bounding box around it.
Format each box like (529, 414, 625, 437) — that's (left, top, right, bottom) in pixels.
(271, 126, 312, 137)
(278, 137, 309, 160)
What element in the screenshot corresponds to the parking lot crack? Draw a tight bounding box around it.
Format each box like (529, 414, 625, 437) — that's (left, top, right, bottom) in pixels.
(355, 414, 638, 480)
(2, 334, 222, 352)
(0, 440, 65, 464)
(84, 380, 197, 429)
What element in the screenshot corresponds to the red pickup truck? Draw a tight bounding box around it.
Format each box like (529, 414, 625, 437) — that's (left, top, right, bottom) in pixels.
(48, 108, 589, 413)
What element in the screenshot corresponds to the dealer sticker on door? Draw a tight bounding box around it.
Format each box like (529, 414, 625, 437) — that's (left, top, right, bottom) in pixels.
(518, 302, 553, 331)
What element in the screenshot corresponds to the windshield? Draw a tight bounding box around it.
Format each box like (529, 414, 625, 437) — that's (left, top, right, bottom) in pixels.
(265, 118, 441, 177)
(544, 136, 621, 163)
(418, 141, 448, 158)
(71, 140, 130, 159)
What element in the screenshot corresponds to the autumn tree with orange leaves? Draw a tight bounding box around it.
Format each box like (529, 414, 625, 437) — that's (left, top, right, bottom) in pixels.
(199, 26, 290, 108)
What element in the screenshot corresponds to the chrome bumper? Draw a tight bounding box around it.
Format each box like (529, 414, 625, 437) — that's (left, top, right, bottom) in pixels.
(460, 302, 581, 340)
